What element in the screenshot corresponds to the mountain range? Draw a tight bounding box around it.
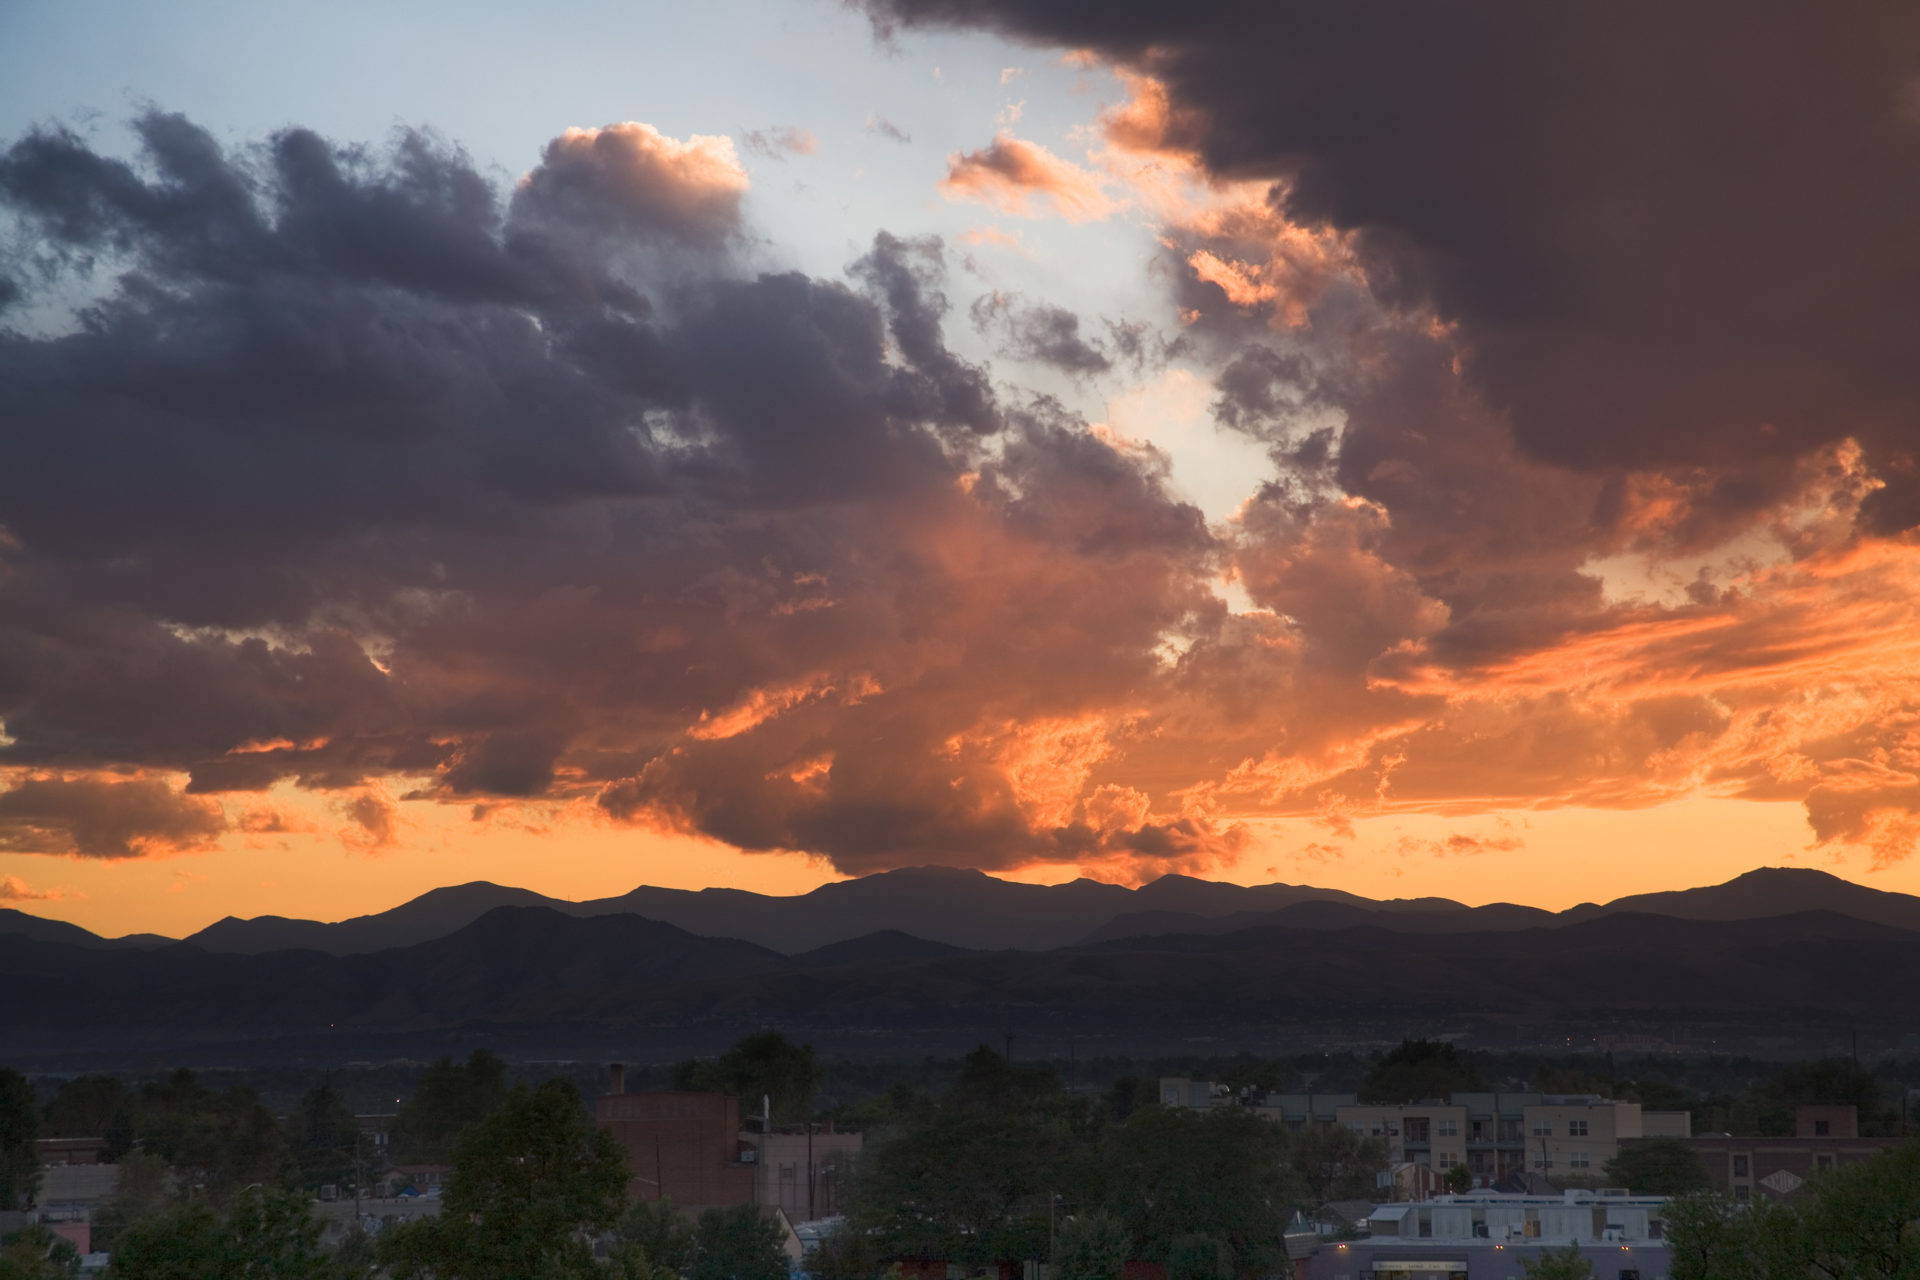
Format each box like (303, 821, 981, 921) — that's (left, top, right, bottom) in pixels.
(2, 899, 1914, 1061)
(5, 865, 1920, 1063)
(10, 864, 1917, 957)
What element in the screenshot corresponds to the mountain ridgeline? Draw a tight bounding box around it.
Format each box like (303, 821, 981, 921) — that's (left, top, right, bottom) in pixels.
(20, 864, 1917, 956)
(5, 866, 1919, 1062)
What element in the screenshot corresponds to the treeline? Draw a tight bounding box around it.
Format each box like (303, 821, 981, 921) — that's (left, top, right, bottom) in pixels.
(815, 1045, 1384, 1280)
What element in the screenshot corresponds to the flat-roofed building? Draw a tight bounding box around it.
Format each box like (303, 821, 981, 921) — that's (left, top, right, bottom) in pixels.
(1664, 1107, 1891, 1203)
(1304, 1190, 1671, 1280)
(596, 1088, 755, 1211)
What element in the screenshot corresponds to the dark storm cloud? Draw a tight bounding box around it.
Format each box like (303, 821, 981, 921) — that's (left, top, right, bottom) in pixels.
(864, 0, 1920, 526)
(0, 111, 1230, 871)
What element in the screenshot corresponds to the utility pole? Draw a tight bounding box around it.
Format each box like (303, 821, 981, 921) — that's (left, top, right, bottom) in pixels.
(353, 1128, 363, 1226)
(806, 1120, 815, 1222)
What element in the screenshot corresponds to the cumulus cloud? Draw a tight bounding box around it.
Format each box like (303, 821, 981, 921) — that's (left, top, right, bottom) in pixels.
(0, 875, 60, 901)
(10, 79, 1920, 882)
(511, 121, 748, 251)
(939, 132, 1114, 222)
(0, 111, 1230, 877)
(0, 775, 226, 859)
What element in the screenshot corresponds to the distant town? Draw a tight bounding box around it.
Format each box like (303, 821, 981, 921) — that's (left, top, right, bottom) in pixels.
(5, 1031, 1918, 1278)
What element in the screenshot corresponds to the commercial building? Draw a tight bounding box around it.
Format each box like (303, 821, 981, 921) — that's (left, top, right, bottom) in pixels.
(1659, 1106, 1893, 1203)
(594, 1065, 862, 1221)
(1304, 1190, 1672, 1280)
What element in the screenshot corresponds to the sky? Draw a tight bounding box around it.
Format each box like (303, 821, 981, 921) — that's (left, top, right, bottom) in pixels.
(3, 0, 1920, 938)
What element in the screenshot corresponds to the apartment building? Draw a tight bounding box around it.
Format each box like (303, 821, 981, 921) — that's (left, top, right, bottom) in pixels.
(1336, 1095, 1689, 1184)
(1337, 1103, 1472, 1176)
(1162, 1080, 1687, 1187)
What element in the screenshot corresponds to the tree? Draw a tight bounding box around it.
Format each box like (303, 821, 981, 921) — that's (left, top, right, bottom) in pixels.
(1358, 1040, 1481, 1104)
(1289, 1123, 1387, 1205)
(290, 1081, 360, 1190)
(803, 1219, 878, 1280)
(393, 1051, 509, 1163)
(1603, 1138, 1709, 1196)
(1441, 1165, 1473, 1195)
(1052, 1213, 1128, 1280)
(89, 1151, 175, 1255)
(0, 1224, 81, 1280)
(132, 1070, 292, 1199)
(1664, 1192, 1797, 1280)
(1102, 1104, 1301, 1274)
(612, 1198, 696, 1278)
(677, 1034, 824, 1126)
(1757, 1059, 1887, 1135)
(854, 1107, 1058, 1267)
(378, 1079, 630, 1280)
(41, 1076, 124, 1140)
(692, 1204, 789, 1280)
(1791, 1140, 1920, 1279)
(0, 1071, 38, 1211)
(1165, 1234, 1231, 1280)
(1520, 1243, 1593, 1280)
(104, 1187, 349, 1280)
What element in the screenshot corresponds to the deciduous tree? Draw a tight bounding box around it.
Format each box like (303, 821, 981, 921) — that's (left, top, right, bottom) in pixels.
(692, 1204, 789, 1280)
(378, 1079, 629, 1280)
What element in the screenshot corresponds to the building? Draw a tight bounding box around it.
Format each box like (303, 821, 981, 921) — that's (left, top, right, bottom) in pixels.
(1333, 1095, 1690, 1186)
(1259, 1094, 1359, 1128)
(749, 1127, 862, 1222)
(596, 1085, 756, 1211)
(1158, 1078, 1229, 1109)
(1304, 1190, 1672, 1280)
(1663, 1106, 1893, 1203)
(1338, 1103, 1473, 1179)
(34, 1138, 110, 1167)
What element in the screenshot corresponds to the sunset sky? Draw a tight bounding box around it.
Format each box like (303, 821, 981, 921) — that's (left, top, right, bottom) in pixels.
(3, 0, 1920, 939)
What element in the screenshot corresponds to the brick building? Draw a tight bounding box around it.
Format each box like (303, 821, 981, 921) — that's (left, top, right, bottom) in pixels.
(596, 1083, 755, 1211)
(1676, 1106, 1893, 1203)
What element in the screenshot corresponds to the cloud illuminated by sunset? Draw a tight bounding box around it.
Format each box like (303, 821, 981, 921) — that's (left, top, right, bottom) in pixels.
(3, 0, 1920, 937)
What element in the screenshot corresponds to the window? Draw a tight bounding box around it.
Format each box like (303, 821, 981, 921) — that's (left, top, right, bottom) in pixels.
(1569, 1150, 1590, 1168)
(1406, 1118, 1431, 1143)
(1649, 1219, 1665, 1240)
(1438, 1119, 1459, 1137)
(1815, 1154, 1835, 1171)
(1532, 1120, 1554, 1136)
(1533, 1155, 1553, 1170)
(1734, 1186, 1750, 1203)
(1439, 1153, 1459, 1170)
(1733, 1155, 1750, 1177)
(1569, 1119, 1590, 1137)
(1814, 1119, 1831, 1136)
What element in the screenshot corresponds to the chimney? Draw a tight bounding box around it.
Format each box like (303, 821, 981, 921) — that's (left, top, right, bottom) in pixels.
(609, 1062, 627, 1095)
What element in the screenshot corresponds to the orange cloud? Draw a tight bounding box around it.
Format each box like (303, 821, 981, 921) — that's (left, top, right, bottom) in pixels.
(940, 132, 1115, 222)
(0, 773, 226, 859)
